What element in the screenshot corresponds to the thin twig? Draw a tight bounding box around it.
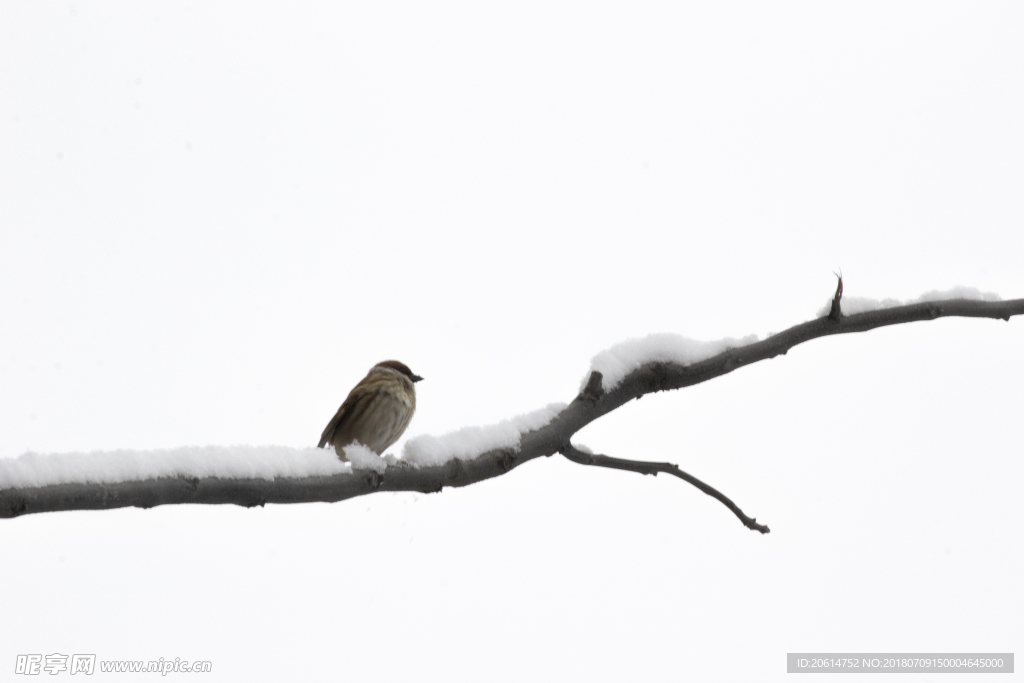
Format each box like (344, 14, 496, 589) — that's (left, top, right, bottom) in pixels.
(559, 443, 769, 534)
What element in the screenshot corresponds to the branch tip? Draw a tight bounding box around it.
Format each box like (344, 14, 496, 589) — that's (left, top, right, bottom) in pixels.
(828, 272, 844, 321)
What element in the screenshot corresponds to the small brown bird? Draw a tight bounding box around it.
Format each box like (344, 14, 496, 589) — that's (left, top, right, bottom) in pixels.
(318, 360, 423, 458)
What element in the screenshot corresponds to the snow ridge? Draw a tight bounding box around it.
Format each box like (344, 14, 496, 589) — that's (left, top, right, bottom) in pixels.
(401, 403, 567, 467)
(583, 333, 760, 392)
(0, 445, 351, 489)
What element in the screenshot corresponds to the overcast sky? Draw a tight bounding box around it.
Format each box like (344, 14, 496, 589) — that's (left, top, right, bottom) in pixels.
(1, 2, 1021, 681)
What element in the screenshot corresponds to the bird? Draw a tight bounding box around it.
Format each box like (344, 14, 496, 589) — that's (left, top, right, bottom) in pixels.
(318, 360, 423, 459)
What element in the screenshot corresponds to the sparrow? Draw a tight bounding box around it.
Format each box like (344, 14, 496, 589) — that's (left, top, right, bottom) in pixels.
(318, 360, 423, 458)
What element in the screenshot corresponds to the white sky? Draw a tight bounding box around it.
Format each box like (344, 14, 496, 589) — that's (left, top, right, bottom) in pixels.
(1, 2, 1022, 681)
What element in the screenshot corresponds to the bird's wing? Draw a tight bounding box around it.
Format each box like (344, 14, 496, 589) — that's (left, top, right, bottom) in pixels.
(318, 403, 348, 448)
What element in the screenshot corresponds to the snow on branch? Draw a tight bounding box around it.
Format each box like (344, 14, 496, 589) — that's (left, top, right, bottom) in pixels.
(817, 284, 1002, 318)
(2, 284, 1022, 529)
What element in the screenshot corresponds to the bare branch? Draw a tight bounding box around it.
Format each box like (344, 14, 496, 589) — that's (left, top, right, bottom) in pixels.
(559, 443, 770, 533)
(2, 295, 1022, 521)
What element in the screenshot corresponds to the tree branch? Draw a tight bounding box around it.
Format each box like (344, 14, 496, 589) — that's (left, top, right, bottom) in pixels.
(559, 443, 770, 533)
(2, 294, 1022, 522)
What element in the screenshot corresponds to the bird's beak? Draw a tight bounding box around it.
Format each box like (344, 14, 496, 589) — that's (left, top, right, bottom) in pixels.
(411, 374, 424, 383)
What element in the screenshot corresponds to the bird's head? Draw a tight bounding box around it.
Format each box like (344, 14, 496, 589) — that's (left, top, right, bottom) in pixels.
(374, 360, 424, 383)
